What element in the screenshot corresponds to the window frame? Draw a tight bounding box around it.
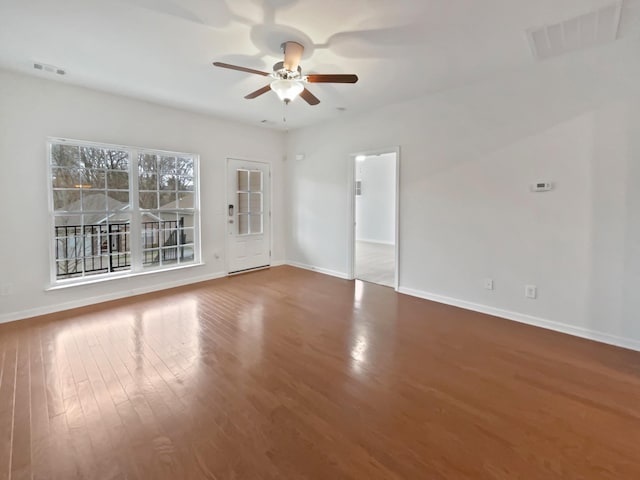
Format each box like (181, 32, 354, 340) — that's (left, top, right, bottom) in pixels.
(47, 137, 202, 287)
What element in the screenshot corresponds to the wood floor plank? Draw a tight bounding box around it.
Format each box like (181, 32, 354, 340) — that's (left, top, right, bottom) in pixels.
(0, 336, 17, 480)
(29, 327, 51, 480)
(0, 266, 639, 479)
(10, 331, 31, 480)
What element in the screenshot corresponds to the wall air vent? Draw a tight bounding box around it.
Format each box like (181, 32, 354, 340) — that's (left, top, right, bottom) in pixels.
(33, 63, 66, 75)
(527, 0, 622, 61)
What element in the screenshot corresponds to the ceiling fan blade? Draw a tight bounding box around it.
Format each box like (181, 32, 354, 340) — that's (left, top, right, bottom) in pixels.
(244, 84, 272, 99)
(300, 88, 320, 106)
(306, 74, 359, 83)
(282, 41, 304, 72)
(213, 62, 270, 77)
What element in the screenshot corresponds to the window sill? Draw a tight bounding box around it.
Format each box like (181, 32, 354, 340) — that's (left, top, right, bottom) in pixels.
(46, 262, 206, 291)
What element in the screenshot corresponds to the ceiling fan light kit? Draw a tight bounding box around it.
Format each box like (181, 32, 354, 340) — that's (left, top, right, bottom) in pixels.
(213, 40, 358, 106)
(270, 79, 304, 104)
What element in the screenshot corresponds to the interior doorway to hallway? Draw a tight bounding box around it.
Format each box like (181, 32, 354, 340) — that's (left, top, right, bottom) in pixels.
(349, 149, 399, 289)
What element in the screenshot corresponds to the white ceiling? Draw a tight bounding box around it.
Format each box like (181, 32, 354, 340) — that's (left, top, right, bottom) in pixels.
(1, 0, 638, 129)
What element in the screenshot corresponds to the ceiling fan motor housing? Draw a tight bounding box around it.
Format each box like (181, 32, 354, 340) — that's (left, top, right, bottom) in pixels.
(281, 41, 305, 72)
(273, 62, 302, 79)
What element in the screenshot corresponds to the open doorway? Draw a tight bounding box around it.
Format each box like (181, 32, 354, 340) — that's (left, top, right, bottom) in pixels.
(349, 149, 399, 288)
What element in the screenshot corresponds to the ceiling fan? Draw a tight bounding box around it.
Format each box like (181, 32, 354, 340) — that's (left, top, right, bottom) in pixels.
(213, 41, 358, 106)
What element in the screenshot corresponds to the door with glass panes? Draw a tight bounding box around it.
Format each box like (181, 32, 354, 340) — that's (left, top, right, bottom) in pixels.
(226, 159, 271, 273)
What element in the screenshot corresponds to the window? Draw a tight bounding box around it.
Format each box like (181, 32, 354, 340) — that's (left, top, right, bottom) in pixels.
(49, 139, 199, 285)
(236, 168, 263, 235)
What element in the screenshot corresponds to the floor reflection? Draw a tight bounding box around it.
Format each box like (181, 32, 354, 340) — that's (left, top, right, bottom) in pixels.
(53, 295, 201, 407)
(349, 280, 396, 379)
(354, 279, 364, 308)
(350, 280, 370, 376)
(236, 303, 265, 369)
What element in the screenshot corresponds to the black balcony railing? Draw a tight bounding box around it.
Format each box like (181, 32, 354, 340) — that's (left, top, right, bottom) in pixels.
(54, 218, 188, 279)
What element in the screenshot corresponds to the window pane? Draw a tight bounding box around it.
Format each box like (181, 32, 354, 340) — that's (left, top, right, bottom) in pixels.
(143, 249, 160, 266)
(159, 192, 176, 208)
(81, 169, 105, 190)
(107, 191, 130, 209)
(158, 211, 178, 223)
(238, 214, 249, 235)
(181, 227, 195, 244)
(83, 256, 106, 274)
(250, 193, 262, 213)
(237, 170, 249, 191)
(159, 174, 176, 191)
(52, 167, 81, 188)
(178, 176, 194, 191)
(107, 170, 129, 190)
(250, 214, 262, 234)
(177, 213, 194, 228)
(159, 156, 176, 174)
(81, 146, 128, 170)
(161, 247, 178, 265)
(54, 215, 80, 227)
(249, 171, 262, 192)
(181, 244, 195, 261)
(139, 192, 158, 209)
(81, 192, 107, 212)
(51, 145, 80, 168)
(53, 190, 81, 211)
(83, 233, 103, 256)
(159, 221, 178, 248)
(139, 153, 157, 172)
(56, 259, 82, 278)
(177, 157, 194, 177)
(141, 224, 160, 249)
(139, 173, 157, 191)
(177, 193, 194, 208)
(238, 193, 249, 213)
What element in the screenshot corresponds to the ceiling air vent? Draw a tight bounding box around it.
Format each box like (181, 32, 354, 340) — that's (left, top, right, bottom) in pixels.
(527, 0, 622, 60)
(33, 63, 66, 75)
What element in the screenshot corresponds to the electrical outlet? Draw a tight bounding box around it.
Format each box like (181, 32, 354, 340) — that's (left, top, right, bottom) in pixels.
(484, 278, 494, 290)
(525, 285, 537, 299)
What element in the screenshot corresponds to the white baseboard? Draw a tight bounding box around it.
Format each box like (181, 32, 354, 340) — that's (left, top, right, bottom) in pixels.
(398, 287, 640, 352)
(270, 260, 286, 267)
(0, 271, 227, 325)
(286, 261, 350, 280)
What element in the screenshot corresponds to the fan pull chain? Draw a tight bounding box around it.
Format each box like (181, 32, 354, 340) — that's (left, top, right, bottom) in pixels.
(282, 101, 289, 131)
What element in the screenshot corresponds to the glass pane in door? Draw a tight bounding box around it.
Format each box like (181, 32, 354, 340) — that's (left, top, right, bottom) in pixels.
(236, 168, 264, 235)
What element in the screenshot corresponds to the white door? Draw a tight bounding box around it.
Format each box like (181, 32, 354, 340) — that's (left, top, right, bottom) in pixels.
(226, 159, 271, 273)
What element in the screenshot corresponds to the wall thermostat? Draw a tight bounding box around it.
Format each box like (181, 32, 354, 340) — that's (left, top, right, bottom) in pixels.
(530, 182, 553, 192)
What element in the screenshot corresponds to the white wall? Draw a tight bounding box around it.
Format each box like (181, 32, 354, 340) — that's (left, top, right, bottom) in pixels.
(355, 153, 396, 244)
(3, 38, 640, 352)
(285, 39, 640, 350)
(0, 69, 285, 322)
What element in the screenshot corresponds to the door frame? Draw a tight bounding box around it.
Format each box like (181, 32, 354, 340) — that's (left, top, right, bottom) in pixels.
(225, 157, 272, 275)
(347, 146, 401, 290)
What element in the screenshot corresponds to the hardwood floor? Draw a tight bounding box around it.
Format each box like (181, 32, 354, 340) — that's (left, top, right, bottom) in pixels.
(1, 266, 639, 479)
